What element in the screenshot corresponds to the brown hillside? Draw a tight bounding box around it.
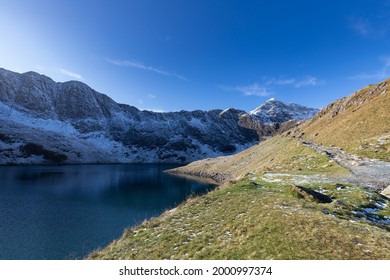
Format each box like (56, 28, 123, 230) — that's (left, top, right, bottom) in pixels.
(169, 135, 347, 184)
(300, 78, 390, 161)
(171, 79, 390, 182)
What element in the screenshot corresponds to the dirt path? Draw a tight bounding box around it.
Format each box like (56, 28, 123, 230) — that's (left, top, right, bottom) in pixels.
(300, 140, 390, 191)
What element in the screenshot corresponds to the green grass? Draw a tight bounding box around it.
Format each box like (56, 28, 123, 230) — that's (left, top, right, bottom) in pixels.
(256, 173, 390, 228)
(88, 134, 390, 260)
(88, 130, 389, 260)
(88, 80, 390, 260)
(89, 176, 390, 260)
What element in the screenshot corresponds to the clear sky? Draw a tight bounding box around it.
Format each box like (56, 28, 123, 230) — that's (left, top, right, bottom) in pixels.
(1, 0, 390, 112)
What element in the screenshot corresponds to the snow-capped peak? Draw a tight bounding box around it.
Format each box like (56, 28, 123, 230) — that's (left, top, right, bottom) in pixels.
(249, 99, 319, 124)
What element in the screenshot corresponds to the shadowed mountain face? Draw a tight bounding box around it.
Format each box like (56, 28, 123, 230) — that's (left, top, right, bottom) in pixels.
(0, 68, 318, 164)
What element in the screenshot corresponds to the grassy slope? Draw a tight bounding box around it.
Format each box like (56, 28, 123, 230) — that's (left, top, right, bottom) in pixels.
(301, 78, 390, 161)
(90, 136, 390, 260)
(90, 79, 390, 260)
(90, 177, 390, 260)
(169, 136, 347, 184)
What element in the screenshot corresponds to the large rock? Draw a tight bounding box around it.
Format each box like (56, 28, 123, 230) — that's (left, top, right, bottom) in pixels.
(288, 185, 333, 203)
(380, 186, 390, 199)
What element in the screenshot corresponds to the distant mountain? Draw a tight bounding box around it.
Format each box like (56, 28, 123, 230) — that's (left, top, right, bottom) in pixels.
(0, 68, 317, 164)
(170, 78, 390, 186)
(249, 98, 319, 124)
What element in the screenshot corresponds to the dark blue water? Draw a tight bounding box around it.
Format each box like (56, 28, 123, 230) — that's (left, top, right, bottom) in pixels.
(0, 164, 214, 260)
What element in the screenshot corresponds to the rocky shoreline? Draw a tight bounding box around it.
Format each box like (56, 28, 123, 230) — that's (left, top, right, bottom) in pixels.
(167, 168, 232, 185)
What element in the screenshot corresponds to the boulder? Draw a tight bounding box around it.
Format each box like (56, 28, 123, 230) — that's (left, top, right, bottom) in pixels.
(380, 186, 390, 199)
(289, 185, 333, 203)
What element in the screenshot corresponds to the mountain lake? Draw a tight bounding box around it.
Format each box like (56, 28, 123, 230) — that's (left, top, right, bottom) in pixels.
(0, 164, 215, 259)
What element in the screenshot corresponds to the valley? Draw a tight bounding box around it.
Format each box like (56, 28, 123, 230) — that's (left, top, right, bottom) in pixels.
(0, 68, 389, 260)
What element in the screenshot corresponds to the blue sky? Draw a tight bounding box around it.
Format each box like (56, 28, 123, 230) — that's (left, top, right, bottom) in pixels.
(1, 0, 390, 112)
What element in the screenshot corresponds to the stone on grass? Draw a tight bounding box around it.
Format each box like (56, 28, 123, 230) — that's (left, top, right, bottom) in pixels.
(380, 186, 390, 199)
(289, 185, 333, 203)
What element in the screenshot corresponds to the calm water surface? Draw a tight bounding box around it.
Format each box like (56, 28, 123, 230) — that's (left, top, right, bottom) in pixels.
(0, 164, 214, 259)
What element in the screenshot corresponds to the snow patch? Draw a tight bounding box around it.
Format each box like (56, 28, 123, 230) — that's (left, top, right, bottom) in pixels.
(0, 103, 78, 136)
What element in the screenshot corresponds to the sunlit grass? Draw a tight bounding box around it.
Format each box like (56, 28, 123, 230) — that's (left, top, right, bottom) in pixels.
(169, 136, 348, 184)
(302, 80, 390, 161)
(89, 88, 390, 260)
(89, 176, 390, 260)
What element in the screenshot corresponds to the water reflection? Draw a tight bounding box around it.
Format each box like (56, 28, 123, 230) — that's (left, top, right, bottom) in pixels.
(0, 164, 214, 259)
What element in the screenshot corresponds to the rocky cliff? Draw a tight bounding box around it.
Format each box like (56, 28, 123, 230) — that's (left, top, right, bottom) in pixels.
(0, 68, 318, 164)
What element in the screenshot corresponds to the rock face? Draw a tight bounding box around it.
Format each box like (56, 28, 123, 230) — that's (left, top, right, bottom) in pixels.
(0, 68, 318, 164)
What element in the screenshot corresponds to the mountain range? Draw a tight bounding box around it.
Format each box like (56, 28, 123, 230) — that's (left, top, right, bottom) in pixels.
(0, 68, 319, 164)
(171, 77, 390, 185)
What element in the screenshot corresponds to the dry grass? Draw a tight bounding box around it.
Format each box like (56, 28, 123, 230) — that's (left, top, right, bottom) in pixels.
(170, 136, 348, 184)
(88, 126, 389, 260)
(89, 79, 390, 260)
(89, 177, 390, 260)
(301, 79, 390, 161)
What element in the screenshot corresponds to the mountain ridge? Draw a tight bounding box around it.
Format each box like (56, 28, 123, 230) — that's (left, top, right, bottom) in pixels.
(170, 77, 390, 189)
(0, 68, 318, 165)
(249, 97, 319, 124)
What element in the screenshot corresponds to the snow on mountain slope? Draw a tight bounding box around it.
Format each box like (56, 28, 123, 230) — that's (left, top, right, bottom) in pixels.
(0, 68, 317, 165)
(249, 98, 319, 124)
